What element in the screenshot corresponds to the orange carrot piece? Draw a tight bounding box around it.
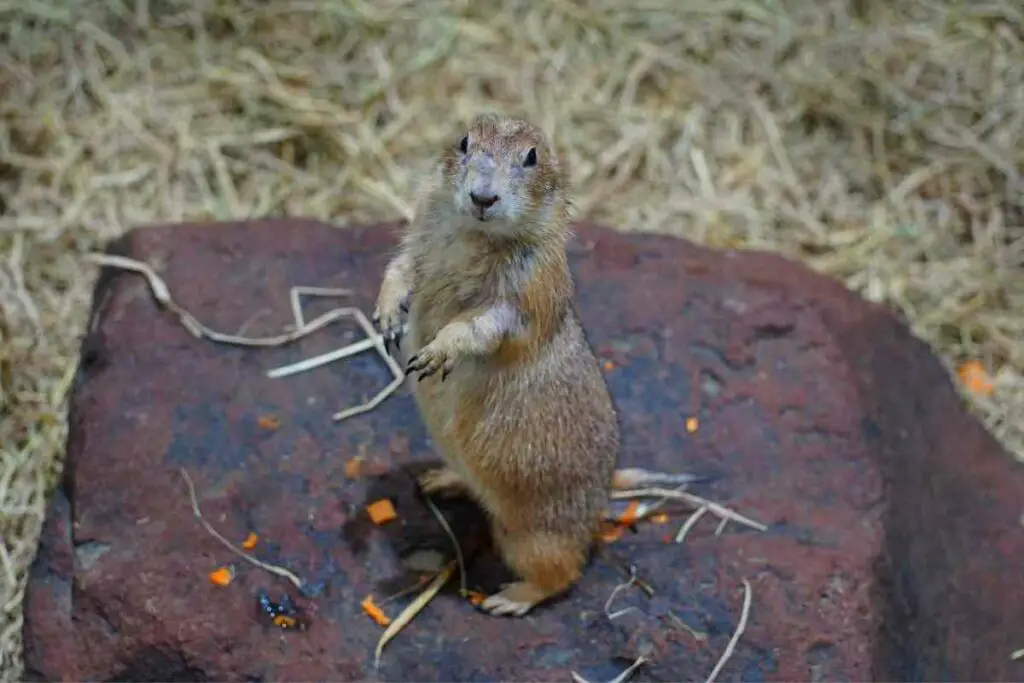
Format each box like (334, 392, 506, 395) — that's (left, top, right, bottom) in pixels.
(209, 566, 234, 586)
(685, 417, 699, 433)
(618, 500, 640, 526)
(367, 498, 398, 525)
(273, 614, 297, 629)
(258, 415, 281, 430)
(344, 457, 363, 479)
(464, 591, 487, 607)
(651, 512, 670, 525)
(362, 595, 392, 626)
(958, 361, 994, 396)
(241, 532, 258, 550)
(598, 521, 625, 543)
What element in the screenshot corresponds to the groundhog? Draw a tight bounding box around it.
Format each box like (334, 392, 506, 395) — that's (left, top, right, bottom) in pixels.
(373, 113, 620, 616)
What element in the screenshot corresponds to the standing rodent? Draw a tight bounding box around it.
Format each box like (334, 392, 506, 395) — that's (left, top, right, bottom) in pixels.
(372, 113, 619, 616)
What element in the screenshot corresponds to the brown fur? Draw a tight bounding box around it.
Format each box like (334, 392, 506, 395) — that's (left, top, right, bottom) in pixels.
(373, 113, 619, 616)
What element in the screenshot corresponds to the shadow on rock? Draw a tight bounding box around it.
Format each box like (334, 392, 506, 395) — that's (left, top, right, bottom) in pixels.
(341, 459, 516, 598)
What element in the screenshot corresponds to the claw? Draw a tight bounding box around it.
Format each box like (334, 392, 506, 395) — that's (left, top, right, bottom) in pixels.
(441, 365, 451, 382)
(385, 329, 403, 356)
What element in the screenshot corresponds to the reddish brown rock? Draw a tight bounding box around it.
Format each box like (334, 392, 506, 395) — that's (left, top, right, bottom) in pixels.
(22, 219, 1024, 682)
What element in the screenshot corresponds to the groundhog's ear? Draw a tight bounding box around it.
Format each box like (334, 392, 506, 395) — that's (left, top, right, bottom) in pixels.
(451, 119, 470, 145)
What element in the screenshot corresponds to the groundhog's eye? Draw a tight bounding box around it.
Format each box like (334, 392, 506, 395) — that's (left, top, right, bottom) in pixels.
(459, 135, 469, 154)
(523, 147, 537, 168)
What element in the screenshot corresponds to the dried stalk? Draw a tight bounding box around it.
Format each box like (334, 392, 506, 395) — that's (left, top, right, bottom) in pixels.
(86, 253, 405, 422)
(611, 488, 767, 533)
(705, 578, 753, 683)
(375, 562, 455, 668)
(179, 468, 304, 589)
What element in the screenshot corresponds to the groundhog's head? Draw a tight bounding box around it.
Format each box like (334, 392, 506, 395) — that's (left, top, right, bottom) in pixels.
(441, 114, 568, 235)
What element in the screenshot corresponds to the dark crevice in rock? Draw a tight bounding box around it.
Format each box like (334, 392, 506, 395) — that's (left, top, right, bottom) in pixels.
(750, 321, 796, 341)
(107, 647, 210, 682)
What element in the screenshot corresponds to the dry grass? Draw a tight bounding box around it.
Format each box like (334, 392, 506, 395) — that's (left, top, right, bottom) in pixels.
(1, 0, 1022, 678)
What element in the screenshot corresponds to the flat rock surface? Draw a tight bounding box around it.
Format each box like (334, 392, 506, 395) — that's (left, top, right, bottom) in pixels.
(23, 219, 1024, 682)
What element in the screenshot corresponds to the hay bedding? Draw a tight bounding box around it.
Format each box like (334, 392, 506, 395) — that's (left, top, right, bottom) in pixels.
(0, 0, 1021, 678)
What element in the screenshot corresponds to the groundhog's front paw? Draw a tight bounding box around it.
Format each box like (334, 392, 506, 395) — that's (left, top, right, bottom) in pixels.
(405, 339, 456, 382)
(372, 289, 409, 355)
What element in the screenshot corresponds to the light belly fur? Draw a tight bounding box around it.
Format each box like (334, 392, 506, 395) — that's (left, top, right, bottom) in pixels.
(404, 308, 484, 494)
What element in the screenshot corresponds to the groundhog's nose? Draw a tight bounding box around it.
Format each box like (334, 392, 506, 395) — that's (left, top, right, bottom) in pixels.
(470, 192, 500, 209)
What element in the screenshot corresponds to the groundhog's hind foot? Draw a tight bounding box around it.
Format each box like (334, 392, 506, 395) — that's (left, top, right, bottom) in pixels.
(480, 581, 553, 617)
(417, 467, 467, 497)
(486, 530, 583, 617)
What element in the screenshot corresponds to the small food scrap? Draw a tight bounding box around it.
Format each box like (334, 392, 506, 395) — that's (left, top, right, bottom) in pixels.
(344, 456, 363, 479)
(617, 500, 640, 526)
(258, 590, 307, 631)
(958, 360, 994, 396)
(362, 595, 392, 626)
(367, 498, 398, 525)
(685, 417, 699, 433)
(274, 614, 297, 628)
(258, 414, 281, 430)
(602, 360, 616, 371)
(209, 565, 234, 586)
(651, 512, 670, 525)
(241, 532, 259, 550)
(599, 521, 625, 544)
(463, 590, 487, 607)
